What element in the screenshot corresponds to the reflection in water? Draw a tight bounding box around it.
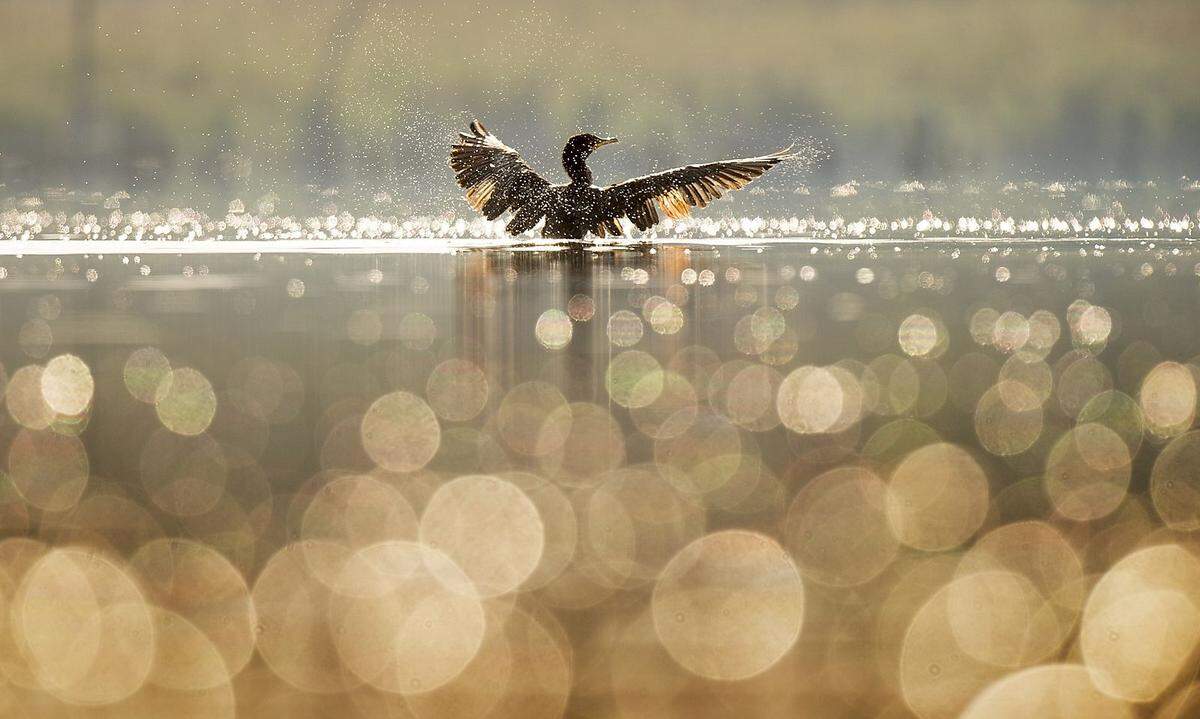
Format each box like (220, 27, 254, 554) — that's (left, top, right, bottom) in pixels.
(0, 242, 1199, 716)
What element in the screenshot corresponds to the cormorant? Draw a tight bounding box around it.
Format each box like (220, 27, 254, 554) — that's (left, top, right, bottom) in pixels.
(450, 120, 795, 240)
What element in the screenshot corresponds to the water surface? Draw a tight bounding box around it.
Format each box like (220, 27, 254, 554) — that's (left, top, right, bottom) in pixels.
(0, 240, 1198, 716)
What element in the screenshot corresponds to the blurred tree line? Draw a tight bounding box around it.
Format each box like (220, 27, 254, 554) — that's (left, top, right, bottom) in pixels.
(1, 0, 1197, 211)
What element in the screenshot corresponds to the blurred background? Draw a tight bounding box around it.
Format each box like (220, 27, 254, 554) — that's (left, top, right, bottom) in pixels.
(1, 0, 1198, 212)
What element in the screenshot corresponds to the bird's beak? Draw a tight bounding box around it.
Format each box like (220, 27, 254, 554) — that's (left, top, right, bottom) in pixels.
(597, 137, 619, 147)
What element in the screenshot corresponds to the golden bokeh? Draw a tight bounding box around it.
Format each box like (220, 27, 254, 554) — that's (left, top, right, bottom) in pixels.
(628, 371, 699, 440)
(1081, 544, 1200, 702)
(40, 354, 94, 416)
(975, 381, 1044, 456)
(425, 358, 489, 423)
(0, 247, 1195, 716)
(496, 381, 569, 457)
(538, 402, 626, 485)
(960, 664, 1133, 719)
(329, 541, 486, 694)
(140, 430, 228, 517)
(605, 350, 665, 409)
(534, 309, 573, 350)
(777, 365, 845, 433)
(419, 474, 545, 597)
(14, 548, 155, 705)
(360, 391, 441, 472)
(344, 309, 382, 348)
(7, 428, 89, 512)
(956, 521, 1083, 663)
(1044, 423, 1131, 522)
(899, 575, 1011, 719)
(887, 443, 989, 552)
(1140, 361, 1198, 438)
(567, 293, 595, 322)
(785, 466, 898, 587)
(1151, 431, 1200, 530)
(154, 367, 218, 436)
(606, 309, 644, 347)
(652, 530, 804, 681)
(301, 474, 418, 549)
(6, 365, 56, 430)
(250, 540, 361, 694)
(898, 313, 943, 358)
(131, 537, 257, 686)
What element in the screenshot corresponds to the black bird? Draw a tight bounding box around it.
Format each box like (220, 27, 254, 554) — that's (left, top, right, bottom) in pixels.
(449, 120, 795, 240)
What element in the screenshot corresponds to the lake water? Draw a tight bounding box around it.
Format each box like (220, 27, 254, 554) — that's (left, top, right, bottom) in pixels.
(1, 237, 1199, 717)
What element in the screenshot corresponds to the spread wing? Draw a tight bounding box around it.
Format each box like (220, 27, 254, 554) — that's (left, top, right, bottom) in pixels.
(601, 148, 794, 230)
(449, 120, 551, 223)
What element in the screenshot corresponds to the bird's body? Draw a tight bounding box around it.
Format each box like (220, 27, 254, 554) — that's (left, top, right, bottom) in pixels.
(543, 183, 609, 239)
(450, 120, 794, 240)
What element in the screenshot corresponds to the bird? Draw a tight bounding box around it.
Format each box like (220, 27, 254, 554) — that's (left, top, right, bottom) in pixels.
(449, 120, 796, 240)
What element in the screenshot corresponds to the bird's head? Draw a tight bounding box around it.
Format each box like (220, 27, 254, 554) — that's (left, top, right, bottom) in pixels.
(565, 133, 619, 157)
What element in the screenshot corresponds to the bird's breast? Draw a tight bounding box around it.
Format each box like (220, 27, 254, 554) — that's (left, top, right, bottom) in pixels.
(553, 184, 602, 211)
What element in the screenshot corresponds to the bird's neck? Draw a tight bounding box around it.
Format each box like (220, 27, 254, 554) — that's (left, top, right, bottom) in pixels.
(562, 149, 593, 185)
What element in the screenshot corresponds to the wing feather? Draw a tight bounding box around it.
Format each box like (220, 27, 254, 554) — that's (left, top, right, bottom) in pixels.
(449, 120, 551, 222)
(601, 147, 794, 230)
